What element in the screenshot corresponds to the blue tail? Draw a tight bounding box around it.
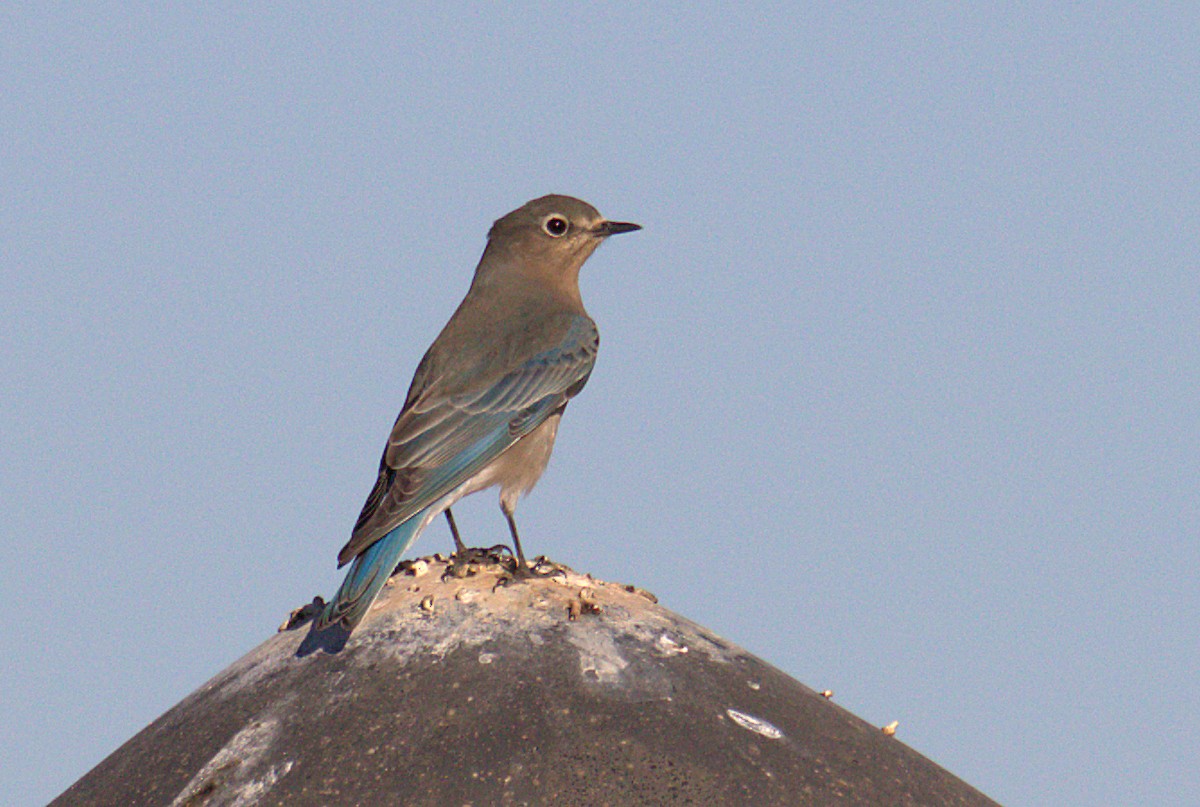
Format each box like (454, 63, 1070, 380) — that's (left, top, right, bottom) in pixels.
(297, 514, 426, 656)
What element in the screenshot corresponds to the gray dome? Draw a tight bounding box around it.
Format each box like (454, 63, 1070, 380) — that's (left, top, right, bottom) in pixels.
(53, 558, 997, 806)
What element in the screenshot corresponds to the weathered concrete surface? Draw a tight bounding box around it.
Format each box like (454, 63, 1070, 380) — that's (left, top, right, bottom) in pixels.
(53, 557, 998, 806)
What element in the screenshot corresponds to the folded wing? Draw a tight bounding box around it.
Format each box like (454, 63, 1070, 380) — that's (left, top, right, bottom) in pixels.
(337, 316, 598, 566)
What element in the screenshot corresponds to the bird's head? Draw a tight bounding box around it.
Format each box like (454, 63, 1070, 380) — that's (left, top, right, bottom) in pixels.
(483, 195, 640, 292)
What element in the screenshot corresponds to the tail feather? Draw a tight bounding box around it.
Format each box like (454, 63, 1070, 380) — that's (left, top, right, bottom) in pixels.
(297, 515, 426, 656)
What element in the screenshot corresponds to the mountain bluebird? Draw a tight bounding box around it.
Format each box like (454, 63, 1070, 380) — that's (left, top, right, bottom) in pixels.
(299, 195, 640, 653)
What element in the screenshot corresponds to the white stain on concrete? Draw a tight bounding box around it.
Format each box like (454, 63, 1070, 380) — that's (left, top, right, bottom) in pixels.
(569, 626, 629, 684)
(726, 708, 784, 740)
(170, 716, 293, 807)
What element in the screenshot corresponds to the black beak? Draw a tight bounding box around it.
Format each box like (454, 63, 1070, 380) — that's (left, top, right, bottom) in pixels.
(594, 220, 642, 237)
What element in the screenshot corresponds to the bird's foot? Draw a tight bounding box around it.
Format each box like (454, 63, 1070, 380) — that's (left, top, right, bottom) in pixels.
(445, 544, 512, 579)
(507, 555, 567, 581)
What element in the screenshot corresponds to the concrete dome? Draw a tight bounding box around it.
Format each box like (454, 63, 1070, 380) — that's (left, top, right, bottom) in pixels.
(53, 557, 997, 806)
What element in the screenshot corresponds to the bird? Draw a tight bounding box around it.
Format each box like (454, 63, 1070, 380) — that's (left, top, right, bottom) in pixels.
(298, 195, 640, 654)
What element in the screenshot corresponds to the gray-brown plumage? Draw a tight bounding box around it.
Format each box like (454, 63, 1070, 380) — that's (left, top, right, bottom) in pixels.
(300, 195, 640, 652)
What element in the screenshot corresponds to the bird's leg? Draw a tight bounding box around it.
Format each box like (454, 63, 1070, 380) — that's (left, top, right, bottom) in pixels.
(503, 508, 532, 575)
(502, 505, 559, 579)
(444, 508, 508, 572)
(445, 508, 468, 555)
(445, 507, 479, 576)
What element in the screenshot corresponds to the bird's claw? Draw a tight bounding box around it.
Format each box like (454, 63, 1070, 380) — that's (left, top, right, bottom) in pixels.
(445, 544, 514, 579)
(509, 555, 567, 580)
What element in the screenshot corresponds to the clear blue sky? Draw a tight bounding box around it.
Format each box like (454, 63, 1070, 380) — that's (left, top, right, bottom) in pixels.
(4, 5, 1197, 805)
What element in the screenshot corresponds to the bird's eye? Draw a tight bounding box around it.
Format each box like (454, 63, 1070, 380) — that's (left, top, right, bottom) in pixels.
(542, 215, 569, 237)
